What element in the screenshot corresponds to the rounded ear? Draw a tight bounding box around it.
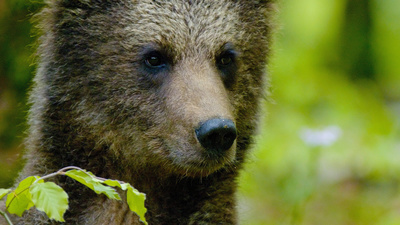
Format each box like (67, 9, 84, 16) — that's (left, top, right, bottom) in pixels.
(255, 0, 276, 7)
(254, 0, 275, 4)
(235, 0, 275, 4)
(234, 0, 275, 9)
(55, 0, 116, 9)
(57, 0, 90, 6)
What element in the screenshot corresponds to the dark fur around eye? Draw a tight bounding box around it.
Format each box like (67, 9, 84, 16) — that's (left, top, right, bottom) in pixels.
(216, 45, 238, 88)
(139, 46, 172, 87)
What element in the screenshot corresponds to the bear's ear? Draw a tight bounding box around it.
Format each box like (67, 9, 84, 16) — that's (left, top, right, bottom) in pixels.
(56, 0, 116, 9)
(55, 0, 92, 9)
(235, 0, 275, 3)
(234, 0, 275, 8)
(253, 0, 275, 4)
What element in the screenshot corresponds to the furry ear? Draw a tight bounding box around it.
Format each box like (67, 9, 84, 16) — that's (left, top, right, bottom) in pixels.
(234, 0, 275, 8)
(55, 0, 115, 9)
(254, 0, 276, 6)
(235, 0, 274, 4)
(254, 0, 275, 3)
(57, 0, 91, 8)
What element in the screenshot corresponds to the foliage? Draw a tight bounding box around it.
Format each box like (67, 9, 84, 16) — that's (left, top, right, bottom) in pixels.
(30, 182, 69, 222)
(238, 0, 400, 224)
(0, 167, 147, 225)
(0, 0, 44, 188)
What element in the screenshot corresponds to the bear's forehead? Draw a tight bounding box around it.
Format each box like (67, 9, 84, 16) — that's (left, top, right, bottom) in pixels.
(123, 0, 242, 57)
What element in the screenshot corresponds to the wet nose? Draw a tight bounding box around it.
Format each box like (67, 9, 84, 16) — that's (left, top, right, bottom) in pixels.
(195, 118, 237, 154)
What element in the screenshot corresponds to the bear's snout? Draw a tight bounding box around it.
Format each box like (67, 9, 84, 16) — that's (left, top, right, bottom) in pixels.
(195, 118, 237, 155)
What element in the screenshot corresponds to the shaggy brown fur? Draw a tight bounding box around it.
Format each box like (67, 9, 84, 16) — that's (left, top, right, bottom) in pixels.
(3, 0, 274, 224)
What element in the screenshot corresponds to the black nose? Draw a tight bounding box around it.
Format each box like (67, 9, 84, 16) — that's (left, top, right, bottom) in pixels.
(195, 118, 237, 154)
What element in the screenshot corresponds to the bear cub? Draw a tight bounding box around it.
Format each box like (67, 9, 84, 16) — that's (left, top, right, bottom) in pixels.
(6, 0, 274, 224)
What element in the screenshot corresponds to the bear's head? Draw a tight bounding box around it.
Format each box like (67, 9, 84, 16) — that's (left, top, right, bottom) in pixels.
(35, 0, 273, 178)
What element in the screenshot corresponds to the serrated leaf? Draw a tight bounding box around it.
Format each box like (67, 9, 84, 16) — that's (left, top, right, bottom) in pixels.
(30, 182, 69, 222)
(65, 170, 121, 200)
(100, 179, 147, 224)
(6, 176, 42, 216)
(0, 188, 11, 200)
(127, 185, 147, 225)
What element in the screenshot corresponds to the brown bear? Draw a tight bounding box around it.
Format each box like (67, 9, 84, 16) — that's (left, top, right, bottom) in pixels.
(5, 0, 275, 224)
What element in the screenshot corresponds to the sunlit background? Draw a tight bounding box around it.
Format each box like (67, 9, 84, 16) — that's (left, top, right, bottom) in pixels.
(0, 0, 399, 224)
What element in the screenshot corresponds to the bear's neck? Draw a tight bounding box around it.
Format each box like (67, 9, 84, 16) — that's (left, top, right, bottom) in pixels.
(27, 133, 240, 224)
(133, 170, 239, 224)
(76, 166, 238, 224)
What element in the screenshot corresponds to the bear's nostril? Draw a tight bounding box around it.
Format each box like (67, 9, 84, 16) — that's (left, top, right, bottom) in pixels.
(195, 118, 237, 154)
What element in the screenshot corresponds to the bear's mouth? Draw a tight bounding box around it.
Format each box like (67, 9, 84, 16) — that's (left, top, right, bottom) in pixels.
(166, 143, 237, 177)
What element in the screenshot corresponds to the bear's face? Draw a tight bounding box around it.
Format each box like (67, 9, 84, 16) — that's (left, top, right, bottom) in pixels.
(48, 0, 271, 177)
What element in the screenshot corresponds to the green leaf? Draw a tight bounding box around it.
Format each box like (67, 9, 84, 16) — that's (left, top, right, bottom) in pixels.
(65, 170, 121, 200)
(6, 176, 42, 217)
(0, 189, 11, 200)
(30, 182, 69, 222)
(102, 179, 147, 224)
(126, 185, 147, 225)
(103, 179, 130, 191)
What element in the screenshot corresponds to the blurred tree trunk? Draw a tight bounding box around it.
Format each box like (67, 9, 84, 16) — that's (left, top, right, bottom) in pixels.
(340, 0, 375, 80)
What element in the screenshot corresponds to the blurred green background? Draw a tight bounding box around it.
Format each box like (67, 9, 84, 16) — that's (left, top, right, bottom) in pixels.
(0, 0, 399, 224)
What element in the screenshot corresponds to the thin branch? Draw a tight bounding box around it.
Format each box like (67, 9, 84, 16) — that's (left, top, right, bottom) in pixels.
(34, 166, 89, 184)
(0, 210, 13, 225)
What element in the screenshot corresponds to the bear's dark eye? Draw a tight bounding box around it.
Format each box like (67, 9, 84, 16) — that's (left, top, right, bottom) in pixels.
(144, 53, 166, 68)
(140, 48, 171, 87)
(218, 54, 234, 66)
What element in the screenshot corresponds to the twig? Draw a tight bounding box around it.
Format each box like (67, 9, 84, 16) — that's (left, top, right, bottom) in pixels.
(34, 166, 86, 184)
(0, 210, 13, 225)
